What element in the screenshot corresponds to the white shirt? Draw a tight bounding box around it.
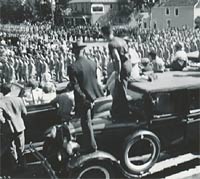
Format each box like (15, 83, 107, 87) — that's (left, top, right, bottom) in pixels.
(152, 57, 165, 72)
(173, 50, 188, 62)
(129, 48, 141, 78)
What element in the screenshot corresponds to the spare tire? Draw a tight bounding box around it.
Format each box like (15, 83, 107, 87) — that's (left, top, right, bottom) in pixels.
(121, 130, 160, 175)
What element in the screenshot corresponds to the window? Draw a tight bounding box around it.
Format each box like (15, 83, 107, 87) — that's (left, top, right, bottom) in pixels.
(91, 4, 104, 13)
(188, 89, 200, 113)
(152, 90, 187, 118)
(127, 89, 144, 115)
(152, 92, 176, 116)
(167, 19, 171, 28)
(175, 8, 179, 16)
(165, 8, 170, 15)
(118, 4, 121, 11)
(153, 22, 157, 29)
(75, 4, 77, 11)
(144, 22, 147, 28)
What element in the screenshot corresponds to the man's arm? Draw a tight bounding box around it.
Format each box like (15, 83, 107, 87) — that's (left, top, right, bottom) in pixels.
(111, 48, 121, 81)
(0, 108, 6, 124)
(68, 66, 86, 100)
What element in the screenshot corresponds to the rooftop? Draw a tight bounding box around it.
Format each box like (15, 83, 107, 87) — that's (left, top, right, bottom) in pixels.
(69, 0, 121, 4)
(157, 0, 199, 7)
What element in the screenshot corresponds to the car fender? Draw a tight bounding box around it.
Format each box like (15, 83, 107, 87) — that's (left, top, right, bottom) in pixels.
(44, 122, 71, 139)
(130, 130, 159, 139)
(67, 150, 118, 169)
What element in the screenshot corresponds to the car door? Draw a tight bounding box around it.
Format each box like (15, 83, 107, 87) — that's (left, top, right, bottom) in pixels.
(185, 88, 200, 145)
(150, 89, 188, 148)
(21, 87, 59, 144)
(24, 103, 59, 144)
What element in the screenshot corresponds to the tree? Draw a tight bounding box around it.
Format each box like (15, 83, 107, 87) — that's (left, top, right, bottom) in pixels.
(195, 16, 200, 29)
(128, 0, 159, 12)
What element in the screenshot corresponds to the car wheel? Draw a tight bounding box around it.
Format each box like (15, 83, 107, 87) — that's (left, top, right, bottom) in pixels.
(68, 160, 115, 179)
(121, 130, 160, 175)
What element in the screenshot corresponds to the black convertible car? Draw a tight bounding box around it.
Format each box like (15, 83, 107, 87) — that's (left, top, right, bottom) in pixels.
(1, 71, 199, 178)
(42, 71, 200, 178)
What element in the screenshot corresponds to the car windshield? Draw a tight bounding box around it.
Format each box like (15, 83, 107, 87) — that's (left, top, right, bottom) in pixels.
(22, 87, 56, 106)
(9, 83, 24, 97)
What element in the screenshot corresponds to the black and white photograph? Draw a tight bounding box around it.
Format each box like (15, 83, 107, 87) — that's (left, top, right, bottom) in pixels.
(0, 0, 200, 178)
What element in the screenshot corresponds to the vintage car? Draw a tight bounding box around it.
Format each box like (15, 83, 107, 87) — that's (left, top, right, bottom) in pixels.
(1, 83, 60, 146)
(43, 71, 200, 178)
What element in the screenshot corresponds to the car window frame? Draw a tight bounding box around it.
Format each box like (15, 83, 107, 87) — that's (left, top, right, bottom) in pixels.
(151, 89, 188, 119)
(187, 88, 200, 114)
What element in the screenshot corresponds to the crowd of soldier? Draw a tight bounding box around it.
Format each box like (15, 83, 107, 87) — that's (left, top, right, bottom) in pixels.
(0, 23, 200, 86)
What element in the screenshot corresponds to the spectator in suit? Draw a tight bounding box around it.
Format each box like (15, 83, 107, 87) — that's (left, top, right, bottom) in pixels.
(0, 83, 27, 173)
(68, 40, 104, 153)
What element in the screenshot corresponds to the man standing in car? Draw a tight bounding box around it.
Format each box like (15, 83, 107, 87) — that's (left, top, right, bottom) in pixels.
(0, 84, 27, 173)
(68, 40, 104, 153)
(101, 25, 132, 119)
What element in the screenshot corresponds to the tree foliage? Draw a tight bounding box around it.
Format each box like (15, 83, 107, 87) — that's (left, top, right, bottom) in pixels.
(129, 0, 159, 11)
(0, 2, 33, 23)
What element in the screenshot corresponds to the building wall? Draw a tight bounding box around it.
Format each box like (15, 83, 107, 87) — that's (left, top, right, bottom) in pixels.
(69, 1, 119, 25)
(152, 6, 194, 29)
(138, 12, 150, 29)
(91, 3, 118, 24)
(194, 7, 200, 20)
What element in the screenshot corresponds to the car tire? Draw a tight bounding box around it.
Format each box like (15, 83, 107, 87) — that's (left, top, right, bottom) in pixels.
(68, 160, 116, 179)
(121, 130, 160, 175)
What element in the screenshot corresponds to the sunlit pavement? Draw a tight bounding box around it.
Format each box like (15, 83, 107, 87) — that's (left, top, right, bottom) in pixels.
(3, 150, 198, 179)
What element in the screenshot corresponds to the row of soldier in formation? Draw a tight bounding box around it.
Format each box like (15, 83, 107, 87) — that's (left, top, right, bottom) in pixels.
(0, 24, 199, 86)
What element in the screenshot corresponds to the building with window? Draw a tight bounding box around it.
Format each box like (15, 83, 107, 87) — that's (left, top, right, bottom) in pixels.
(67, 0, 127, 25)
(151, 0, 200, 29)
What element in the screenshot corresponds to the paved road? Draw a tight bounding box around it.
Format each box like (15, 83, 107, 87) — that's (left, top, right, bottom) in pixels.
(144, 152, 200, 179)
(4, 149, 199, 179)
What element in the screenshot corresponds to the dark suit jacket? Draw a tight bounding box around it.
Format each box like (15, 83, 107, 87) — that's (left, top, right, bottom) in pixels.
(68, 56, 103, 114)
(0, 96, 27, 133)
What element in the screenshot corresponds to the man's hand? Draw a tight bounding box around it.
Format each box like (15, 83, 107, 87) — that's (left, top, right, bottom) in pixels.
(83, 99, 92, 109)
(0, 109, 5, 124)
